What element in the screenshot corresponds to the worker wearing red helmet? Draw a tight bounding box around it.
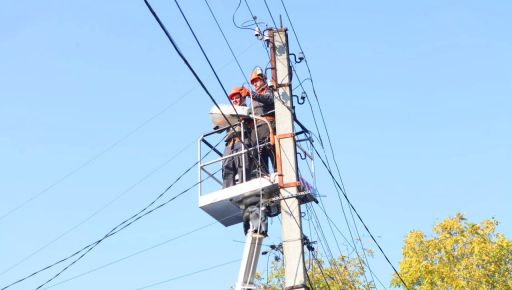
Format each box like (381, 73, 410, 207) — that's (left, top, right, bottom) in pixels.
(248, 67, 275, 177)
(222, 86, 252, 188)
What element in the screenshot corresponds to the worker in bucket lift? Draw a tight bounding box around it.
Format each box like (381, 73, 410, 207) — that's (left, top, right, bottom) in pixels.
(222, 86, 252, 188)
(238, 68, 275, 236)
(248, 67, 275, 177)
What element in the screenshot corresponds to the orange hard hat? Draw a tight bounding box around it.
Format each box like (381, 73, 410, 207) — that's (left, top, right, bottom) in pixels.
(250, 67, 265, 85)
(228, 86, 246, 100)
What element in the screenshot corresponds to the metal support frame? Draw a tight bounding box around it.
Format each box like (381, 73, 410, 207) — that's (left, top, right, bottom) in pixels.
(235, 233, 265, 290)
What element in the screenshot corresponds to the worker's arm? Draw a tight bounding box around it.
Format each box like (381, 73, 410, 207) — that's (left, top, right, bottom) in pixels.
(251, 90, 274, 105)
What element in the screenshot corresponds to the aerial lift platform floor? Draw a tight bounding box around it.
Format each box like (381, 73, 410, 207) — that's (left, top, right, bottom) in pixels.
(198, 174, 279, 227)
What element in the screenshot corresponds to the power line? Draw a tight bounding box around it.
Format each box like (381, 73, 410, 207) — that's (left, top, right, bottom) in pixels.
(301, 215, 332, 290)
(0, 36, 257, 227)
(313, 204, 389, 289)
(287, 27, 379, 286)
(243, 0, 263, 32)
(308, 141, 410, 290)
(279, 1, 377, 280)
(308, 205, 347, 286)
(134, 258, 241, 290)
(144, 0, 240, 136)
(41, 212, 242, 289)
(204, 0, 250, 81)
(232, 0, 260, 32)
(173, 0, 230, 104)
(0, 140, 195, 277)
(145, 0, 272, 185)
(2, 36, 260, 276)
(262, 0, 279, 30)
(304, 172, 351, 261)
(254, 3, 381, 287)
(0, 89, 190, 224)
(1, 141, 221, 290)
(174, 0, 269, 176)
(292, 64, 374, 285)
(33, 164, 219, 290)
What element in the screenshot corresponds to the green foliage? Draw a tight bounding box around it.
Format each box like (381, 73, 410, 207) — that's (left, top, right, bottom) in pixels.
(391, 213, 512, 289)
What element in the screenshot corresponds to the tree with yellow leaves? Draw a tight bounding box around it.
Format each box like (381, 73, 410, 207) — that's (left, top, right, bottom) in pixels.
(391, 213, 512, 289)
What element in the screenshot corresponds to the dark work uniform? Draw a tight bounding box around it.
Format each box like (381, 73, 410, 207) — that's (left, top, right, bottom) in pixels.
(222, 120, 251, 188)
(250, 86, 276, 177)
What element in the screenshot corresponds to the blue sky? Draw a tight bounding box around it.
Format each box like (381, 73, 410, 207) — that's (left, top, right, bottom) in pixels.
(1, 0, 511, 289)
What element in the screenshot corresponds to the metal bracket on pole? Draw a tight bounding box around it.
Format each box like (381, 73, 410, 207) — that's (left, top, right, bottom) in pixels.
(274, 133, 301, 189)
(277, 82, 292, 88)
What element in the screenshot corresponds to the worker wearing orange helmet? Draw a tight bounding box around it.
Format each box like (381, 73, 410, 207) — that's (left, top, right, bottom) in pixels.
(248, 67, 275, 177)
(222, 86, 252, 188)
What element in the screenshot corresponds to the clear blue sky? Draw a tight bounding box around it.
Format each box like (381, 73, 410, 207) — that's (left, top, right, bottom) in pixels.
(1, 0, 511, 289)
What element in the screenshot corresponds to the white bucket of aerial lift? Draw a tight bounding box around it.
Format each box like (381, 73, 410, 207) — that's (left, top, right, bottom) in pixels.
(198, 173, 279, 227)
(209, 104, 250, 128)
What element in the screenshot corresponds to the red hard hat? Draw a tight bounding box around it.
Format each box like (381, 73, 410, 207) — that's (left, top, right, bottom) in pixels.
(228, 86, 245, 100)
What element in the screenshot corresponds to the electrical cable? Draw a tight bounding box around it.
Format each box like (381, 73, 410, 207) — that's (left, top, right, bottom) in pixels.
(144, 0, 241, 138)
(0, 88, 193, 224)
(174, 0, 268, 180)
(256, 7, 377, 285)
(145, 7, 273, 276)
(0, 36, 257, 229)
(308, 205, 346, 286)
(308, 141, 410, 290)
(232, 0, 256, 31)
(134, 258, 241, 290)
(292, 63, 374, 286)
(1, 38, 259, 276)
(299, 168, 347, 267)
(305, 204, 315, 277)
(202, 3, 274, 282)
(1, 139, 222, 290)
(152, 0, 273, 215)
(262, 0, 279, 30)
(173, 0, 239, 119)
(156, 1, 386, 288)
(41, 211, 242, 290)
(204, 0, 249, 83)
(0, 140, 195, 277)
(304, 83, 376, 288)
(279, 3, 371, 270)
(303, 265, 315, 290)
(34, 167, 219, 290)
(314, 203, 389, 289)
(201, 5, 267, 273)
(43, 223, 216, 289)
(310, 252, 332, 290)
(242, 0, 270, 56)
(305, 204, 341, 290)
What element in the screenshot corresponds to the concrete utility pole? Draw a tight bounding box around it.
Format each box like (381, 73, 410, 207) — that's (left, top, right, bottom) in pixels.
(270, 28, 308, 290)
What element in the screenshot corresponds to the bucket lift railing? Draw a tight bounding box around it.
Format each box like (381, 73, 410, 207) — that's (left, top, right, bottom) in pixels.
(197, 116, 274, 196)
